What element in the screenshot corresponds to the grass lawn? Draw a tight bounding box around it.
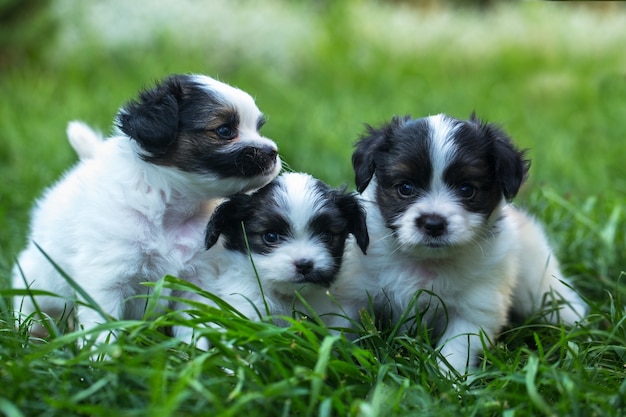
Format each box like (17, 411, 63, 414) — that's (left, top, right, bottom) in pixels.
(1, 1, 625, 415)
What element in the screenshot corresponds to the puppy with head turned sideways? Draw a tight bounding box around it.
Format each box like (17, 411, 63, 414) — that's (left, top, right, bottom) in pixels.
(12, 74, 281, 345)
(341, 113, 587, 377)
(173, 172, 369, 349)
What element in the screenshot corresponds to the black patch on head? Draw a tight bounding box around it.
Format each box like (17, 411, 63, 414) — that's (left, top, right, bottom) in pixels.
(354, 116, 434, 230)
(306, 180, 369, 259)
(445, 114, 530, 216)
(353, 116, 412, 193)
(325, 185, 369, 255)
(117, 74, 277, 178)
(300, 180, 369, 285)
(204, 181, 283, 252)
(117, 74, 185, 155)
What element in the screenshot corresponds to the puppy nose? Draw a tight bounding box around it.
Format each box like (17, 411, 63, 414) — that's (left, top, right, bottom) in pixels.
(295, 259, 314, 276)
(416, 214, 447, 237)
(258, 145, 277, 160)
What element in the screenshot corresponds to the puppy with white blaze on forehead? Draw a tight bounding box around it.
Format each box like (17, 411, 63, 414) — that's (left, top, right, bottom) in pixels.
(344, 113, 587, 377)
(173, 172, 369, 349)
(12, 74, 281, 344)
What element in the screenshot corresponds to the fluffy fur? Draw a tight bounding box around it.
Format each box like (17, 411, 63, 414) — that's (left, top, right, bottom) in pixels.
(342, 113, 587, 376)
(13, 74, 281, 343)
(67, 120, 104, 160)
(174, 172, 369, 348)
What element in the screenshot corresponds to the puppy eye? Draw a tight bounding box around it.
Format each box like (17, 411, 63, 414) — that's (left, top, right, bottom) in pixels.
(397, 183, 416, 197)
(215, 124, 237, 140)
(257, 115, 267, 132)
(262, 232, 281, 245)
(458, 184, 477, 199)
(319, 231, 335, 244)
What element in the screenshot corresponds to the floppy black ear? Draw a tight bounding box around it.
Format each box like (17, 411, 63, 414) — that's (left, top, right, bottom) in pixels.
(471, 114, 530, 200)
(333, 190, 369, 255)
(117, 75, 184, 155)
(494, 134, 530, 200)
(204, 194, 253, 249)
(352, 116, 409, 193)
(352, 125, 383, 193)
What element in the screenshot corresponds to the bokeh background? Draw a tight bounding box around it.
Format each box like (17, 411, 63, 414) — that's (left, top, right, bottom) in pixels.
(1, 0, 625, 290)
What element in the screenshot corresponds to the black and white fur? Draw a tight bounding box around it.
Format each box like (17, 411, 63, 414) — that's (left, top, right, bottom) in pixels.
(343, 113, 587, 376)
(174, 172, 369, 348)
(12, 74, 281, 343)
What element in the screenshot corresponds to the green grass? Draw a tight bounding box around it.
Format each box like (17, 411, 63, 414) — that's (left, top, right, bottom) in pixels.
(1, 1, 625, 416)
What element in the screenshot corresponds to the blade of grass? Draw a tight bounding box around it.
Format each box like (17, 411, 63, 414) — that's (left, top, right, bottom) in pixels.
(524, 355, 553, 415)
(307, 334, 340, 415)
(34, 242, 109, 322)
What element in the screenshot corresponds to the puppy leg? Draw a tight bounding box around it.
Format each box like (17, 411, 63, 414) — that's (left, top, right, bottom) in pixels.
(171, 318, 211, 351)
(12, 248, 75, 337)
(435, 286, 510, 377)
(511, 210, 587, 324)
(171, 263, 225, 350)
(171, 292, 219, 351)
(436, 317, 484, 377)
(74, 289, 125, 346)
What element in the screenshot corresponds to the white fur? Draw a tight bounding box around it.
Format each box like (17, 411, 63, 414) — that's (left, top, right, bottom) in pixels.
(341, 114, 587, 377)
(67, 121, 105, 160)
(174, 173, 357, 349)
(13, 75, 281, 345)
(429, 113, 460, 184)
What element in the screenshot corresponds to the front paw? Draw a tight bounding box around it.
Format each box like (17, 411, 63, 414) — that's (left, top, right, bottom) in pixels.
(436, 336, 473, 378)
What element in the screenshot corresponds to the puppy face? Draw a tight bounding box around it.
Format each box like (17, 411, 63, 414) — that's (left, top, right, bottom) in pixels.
(353, 113, 529, 255)
(117, 74, 280, 194)
(205, 172, 369, 289)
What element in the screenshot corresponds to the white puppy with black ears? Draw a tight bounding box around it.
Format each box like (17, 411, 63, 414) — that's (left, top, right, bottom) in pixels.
(173, 172, 369, 348)
(343, 113, 587, 376)
(13, 74, 281, 343)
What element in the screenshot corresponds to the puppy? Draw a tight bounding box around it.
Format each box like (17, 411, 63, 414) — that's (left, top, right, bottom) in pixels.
(344, 113, 587, 376)
(12, 74, 281, 344)
(173, 172, 369, 348)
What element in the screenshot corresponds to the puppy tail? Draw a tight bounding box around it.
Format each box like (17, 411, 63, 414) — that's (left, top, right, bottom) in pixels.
(67, 121, 104, 160)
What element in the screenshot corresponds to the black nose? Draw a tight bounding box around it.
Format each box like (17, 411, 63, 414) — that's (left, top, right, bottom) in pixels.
(262, 146, 278, 159)
(416, 214, 447, 237)
(295, 259, 314, 276)
(237, 146, 278, 176)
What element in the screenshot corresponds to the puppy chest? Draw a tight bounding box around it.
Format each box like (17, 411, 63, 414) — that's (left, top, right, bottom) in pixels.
(140, 217, 207, 266)
(379, 262, 461, 303)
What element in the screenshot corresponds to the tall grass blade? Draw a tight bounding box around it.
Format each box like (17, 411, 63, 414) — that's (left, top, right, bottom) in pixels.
(34, 243, 109, 322)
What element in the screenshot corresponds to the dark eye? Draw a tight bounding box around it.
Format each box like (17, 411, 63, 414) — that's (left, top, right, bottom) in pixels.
(458, 184, 477, 199)
(256, 115, 267, 132)
(319, 231, 335, 244)
(262, 232, 281, 245)
(397, 183, 416, 197)
(215, 124, 237, 140)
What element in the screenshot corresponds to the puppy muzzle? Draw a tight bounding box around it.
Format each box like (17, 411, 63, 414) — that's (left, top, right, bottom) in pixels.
(235, 146, 278, 177)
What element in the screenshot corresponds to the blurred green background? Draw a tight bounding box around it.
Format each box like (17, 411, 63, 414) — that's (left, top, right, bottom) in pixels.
(1, 0, 625, 288)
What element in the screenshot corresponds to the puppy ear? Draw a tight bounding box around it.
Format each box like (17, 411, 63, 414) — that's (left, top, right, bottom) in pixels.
(117, 75, 184, 155)
(495, 137, 530, 200)
(352, 116, 409, 193)
(204, 194, 252, 249)
(472, 116, 530, 200)
(352, 125, 383, 193)
(204, 200, 232, 249)
(333, 190, 370, 254)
